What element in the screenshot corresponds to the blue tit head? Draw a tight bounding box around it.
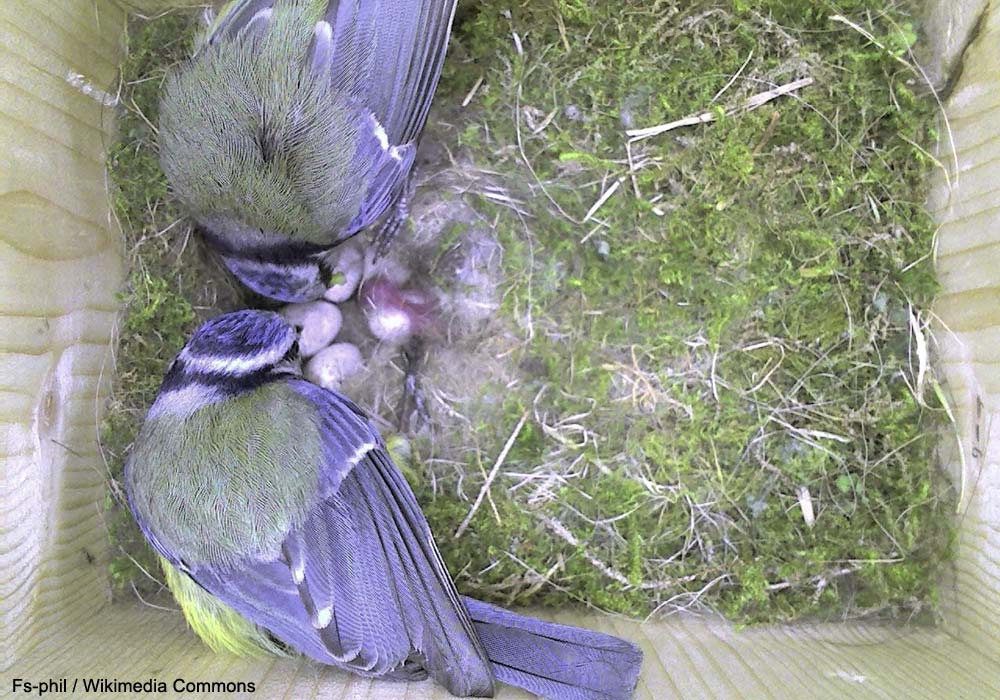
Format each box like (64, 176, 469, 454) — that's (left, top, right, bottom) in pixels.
(157, 311, 302, 405)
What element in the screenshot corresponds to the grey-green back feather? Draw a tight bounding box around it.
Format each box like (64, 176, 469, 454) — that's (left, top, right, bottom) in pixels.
(126, 382, 324, 567)
(159, 1, 370, 245)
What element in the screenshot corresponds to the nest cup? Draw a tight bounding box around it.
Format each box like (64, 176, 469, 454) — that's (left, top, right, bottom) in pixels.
(2, 1, 998, 697)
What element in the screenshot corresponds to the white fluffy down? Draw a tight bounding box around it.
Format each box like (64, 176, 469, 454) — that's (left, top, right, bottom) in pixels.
(323, 244, 365, 303)
(280, 301, 342, 357)
(366, 306, 413, 345)
(304, 343, 364, 392)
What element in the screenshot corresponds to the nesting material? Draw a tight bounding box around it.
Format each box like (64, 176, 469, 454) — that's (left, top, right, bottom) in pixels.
(105, 3, 954, 626)
(797, 486, 816, 529)
(303, 343, 364, 392)
(323, 244, 365, 303)
(364, 245, 412, 286)
(438, 230, 502, 328)
(280, 301, 343, 357)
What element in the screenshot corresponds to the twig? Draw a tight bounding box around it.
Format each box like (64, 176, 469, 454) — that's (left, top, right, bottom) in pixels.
(462, 74, 485, 108)
(131, 581, 178, 612)
(908, 306, 929, 404)
(766, 565, 861, 592)
(454, 412, 529, 538)
(797, 485, 816, 528)
(645, 574, 729, 619)
(583, 177, 624, 222)
(627, 76, 814, 142)
(711, 49, 753, 104)
(539, 515, 702, 591)
(752, 109, 781, 154)
(743, 77, 813, 110)
(625, 141, 641, 197)
(627, 111, 717, 142)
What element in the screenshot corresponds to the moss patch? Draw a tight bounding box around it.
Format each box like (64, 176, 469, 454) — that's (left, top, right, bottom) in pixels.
(105, 1, 955, 624)
(415, 0, 955, 623)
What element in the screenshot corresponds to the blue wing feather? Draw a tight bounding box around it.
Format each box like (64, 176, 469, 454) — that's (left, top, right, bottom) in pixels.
(293, 380, 495, 693)
(130, 370, 642, 699)
(319, 0, 457, 145)
(215, 0, 454, 161)
(317, 0, 456, 241)
(165, 379, 494, 695)
(340, 140, 415, 242)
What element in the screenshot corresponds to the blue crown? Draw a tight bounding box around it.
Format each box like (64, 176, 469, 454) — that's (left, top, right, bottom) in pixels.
(179, 310, 297, 378)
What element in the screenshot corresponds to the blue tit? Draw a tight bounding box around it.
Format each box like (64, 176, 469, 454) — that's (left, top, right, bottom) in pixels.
(159, 0, 458, 302)
(124, 310, 643, 699)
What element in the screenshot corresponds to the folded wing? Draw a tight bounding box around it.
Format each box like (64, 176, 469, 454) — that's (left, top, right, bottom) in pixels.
(316, 0, 458, 146)
(185, 380, 495, 697)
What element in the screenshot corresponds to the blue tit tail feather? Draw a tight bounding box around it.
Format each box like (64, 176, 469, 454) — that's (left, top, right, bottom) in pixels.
(463, 597, 643, 700)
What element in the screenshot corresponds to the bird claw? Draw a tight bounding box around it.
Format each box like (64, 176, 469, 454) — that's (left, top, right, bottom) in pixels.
(372, 169, 417, 260)
(383, 656, 428, 682)
(396, 340, 430, 434)
(372, 216, 404, 261)
(397, 369, 430, 435)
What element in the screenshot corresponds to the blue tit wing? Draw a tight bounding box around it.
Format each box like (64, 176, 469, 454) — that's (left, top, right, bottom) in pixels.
(180, 380, 495, 696)
(311, 0, 458, 242)
(212, 0, 457, 148)
(204, 0, 456, 247)
(339, 124, 415, 239)
(313, 0, 458, 146)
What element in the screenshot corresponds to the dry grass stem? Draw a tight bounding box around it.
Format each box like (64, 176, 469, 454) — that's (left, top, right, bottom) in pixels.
(454, 412, 530, 538)
(627, 76, 814, 142)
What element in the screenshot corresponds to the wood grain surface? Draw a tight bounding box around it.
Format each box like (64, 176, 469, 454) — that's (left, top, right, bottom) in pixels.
(1, 1, 997, 698)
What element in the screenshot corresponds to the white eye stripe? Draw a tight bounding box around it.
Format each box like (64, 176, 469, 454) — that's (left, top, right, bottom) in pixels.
(178, 343, 290, 377)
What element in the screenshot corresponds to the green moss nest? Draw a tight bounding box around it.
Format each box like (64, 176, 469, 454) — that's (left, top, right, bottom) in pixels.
(105, 0, 955, 625)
